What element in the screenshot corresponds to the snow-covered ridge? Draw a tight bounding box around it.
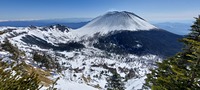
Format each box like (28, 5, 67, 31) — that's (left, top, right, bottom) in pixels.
(74, 11, 157, 36)
(0, 25, 72, 44)
(0, 11, 171, 90)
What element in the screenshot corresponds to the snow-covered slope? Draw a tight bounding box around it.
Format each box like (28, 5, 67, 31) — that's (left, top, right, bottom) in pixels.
(0, 25, 160, 90)
(0, 11, 183, 90)
(0, 24, 72, 44)
(75, 11, 157, 36)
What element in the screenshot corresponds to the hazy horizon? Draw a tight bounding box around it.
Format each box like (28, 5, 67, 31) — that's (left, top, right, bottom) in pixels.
(0, 0, 199, 23)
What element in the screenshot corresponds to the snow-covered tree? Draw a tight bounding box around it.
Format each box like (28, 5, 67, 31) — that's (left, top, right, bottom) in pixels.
(106, 72, 125, 90)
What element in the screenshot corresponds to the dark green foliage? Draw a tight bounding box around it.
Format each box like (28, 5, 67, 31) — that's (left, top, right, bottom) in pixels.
(125, 69, 135, 81)
(1, 39, 20, 60)
(0, 61, 59, 90)
(33, 52, 61, 71)
(144, 16, 200, 90)
(33, 53, 44, 63)
(46, 77, 59, 90)
(33, 52, 53, 69)
(0, 62, 41, 90)
(106, 72, 125, 90)
(0, 39, 59, 90)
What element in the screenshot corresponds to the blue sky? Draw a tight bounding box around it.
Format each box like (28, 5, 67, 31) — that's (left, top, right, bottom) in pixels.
(0, 0, 199, 22)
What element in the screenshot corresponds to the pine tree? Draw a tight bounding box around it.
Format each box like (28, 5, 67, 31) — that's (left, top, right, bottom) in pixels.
(0, 41, 58, 90)
(0, 62, 42, 90)
(1, 39, 20, 60)
(33, 52, 59, 70)
(106, 72, 125, 90)
(144, 15, 200, 90)
(0, 59, 59, 90)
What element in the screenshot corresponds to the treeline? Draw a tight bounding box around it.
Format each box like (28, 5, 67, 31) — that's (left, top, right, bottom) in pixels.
(0, 39, 58, 90)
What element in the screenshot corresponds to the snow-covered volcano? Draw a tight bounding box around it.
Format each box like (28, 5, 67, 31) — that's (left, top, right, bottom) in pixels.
(76, 11, 157, 35)
(0, 11, 183, 90)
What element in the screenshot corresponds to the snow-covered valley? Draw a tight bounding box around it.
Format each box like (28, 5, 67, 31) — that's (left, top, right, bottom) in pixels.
(0, 11, 183, 90)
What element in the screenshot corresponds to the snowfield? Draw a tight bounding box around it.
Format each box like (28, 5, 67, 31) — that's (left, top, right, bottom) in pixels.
(0, 11, 165, 90)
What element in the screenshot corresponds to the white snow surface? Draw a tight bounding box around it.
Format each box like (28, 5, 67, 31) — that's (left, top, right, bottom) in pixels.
(41, 77, 96, 90)
(0, 11, 161, 90)
(40, 48, 159, 90)
(126, 76, 146, 90)
(74, 11, 157, 36)
(0, 25, 71, 44)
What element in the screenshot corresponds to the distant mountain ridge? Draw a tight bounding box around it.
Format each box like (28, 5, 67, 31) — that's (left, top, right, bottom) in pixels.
(154, 22, 191, 35)
(0, 17, 191, 35)
(0, 18, 90, 29)
(0, 11, 184, 90)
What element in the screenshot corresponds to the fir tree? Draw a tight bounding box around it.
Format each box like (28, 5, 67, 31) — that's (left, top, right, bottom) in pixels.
(144, 15, 200, 90)
(33, 52, 60, 70)
(0, 62, 42, 90)
(106, 72, 125, 90)
(1, 39, 20, 60)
